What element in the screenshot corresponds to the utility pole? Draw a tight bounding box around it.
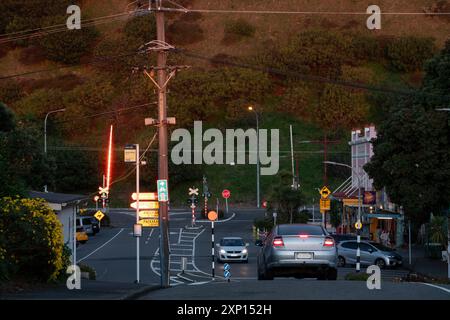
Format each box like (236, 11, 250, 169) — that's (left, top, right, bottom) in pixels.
(136, 1, 190, 287)
(155, 4, 170, 288)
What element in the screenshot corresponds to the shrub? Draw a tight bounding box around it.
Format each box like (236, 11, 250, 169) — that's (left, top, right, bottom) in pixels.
(385, 36, 436, 72)
(0, 197, 67, 282)
(167, 20, 204, 45)
(254, 217, 274, 231)
(223, 19, 255, 44)
(79, 263, 96, 280)
(0, 81, 23, 106)
(350, 35, 383, 61)
(38, 19, 99, 64)
(124, 14, 157, 49)
(345, 272, 370, 281)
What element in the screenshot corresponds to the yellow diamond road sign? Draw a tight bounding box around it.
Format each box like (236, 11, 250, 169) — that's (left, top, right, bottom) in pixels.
(94, 210, 105, 221)
(139, 218, 159, 228)
(320, 186, 331, 199)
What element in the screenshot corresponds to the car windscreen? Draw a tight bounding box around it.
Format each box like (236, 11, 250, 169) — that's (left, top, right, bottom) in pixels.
(220, 239, 245, 246)
(277, 225, 324, 236)
(370, 242, 395, 252)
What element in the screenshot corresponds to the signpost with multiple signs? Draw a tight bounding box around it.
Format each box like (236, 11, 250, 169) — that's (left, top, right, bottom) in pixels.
(130, 192, 160, 228)
(188, 187, 199, 227)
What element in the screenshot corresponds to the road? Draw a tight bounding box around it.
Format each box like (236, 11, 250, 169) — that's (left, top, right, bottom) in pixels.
(75, 208, 450, 300)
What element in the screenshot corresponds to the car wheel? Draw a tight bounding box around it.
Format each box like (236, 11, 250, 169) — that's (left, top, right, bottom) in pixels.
(375, 258, 386, 269)
(264, 268, 274, 280)
(337, 256, 346, 267)
(243, 259, 249, 264)
(216, 257, 223, 264)
(257, 265, 264, 280)
(327, 268, 338, 280)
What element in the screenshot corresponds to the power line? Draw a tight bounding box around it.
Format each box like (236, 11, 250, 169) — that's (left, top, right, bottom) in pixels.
(0, 51, 141, 80)
(54, 102, 157, 124)
(0, 10, 136, 44)
(172, 48, 450, 101)
(0, 11, 131, 39)
(179, 8, 450, 16)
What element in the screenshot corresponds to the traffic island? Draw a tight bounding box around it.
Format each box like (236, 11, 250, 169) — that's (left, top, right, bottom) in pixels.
(401, 272, 450, 285)
(345, 272, 370, 281)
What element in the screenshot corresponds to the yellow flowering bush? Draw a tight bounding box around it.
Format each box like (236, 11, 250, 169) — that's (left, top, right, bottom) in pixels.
(0, 197, 67, 282)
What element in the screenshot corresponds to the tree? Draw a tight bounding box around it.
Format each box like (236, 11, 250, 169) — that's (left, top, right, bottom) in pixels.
(0, 102, 15, 132)
(0, 197, 68, 282)
(364, 41, 450, 225)
(268, 171, 305, 224)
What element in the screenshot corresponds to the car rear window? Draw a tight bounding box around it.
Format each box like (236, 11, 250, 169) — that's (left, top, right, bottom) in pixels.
(220, 239, 245, 246)
(82, 218, 92, 225)
(277, 225, 325, 236)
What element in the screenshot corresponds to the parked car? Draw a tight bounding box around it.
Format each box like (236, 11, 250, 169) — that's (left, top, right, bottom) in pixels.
(76, 227, 89, 244)
(337, 240, 403, 269)
(257, 224, 337, 280)
(216, 237, 249, 263)
(329, 233, 369, 244)
(76, 216, 99, 235)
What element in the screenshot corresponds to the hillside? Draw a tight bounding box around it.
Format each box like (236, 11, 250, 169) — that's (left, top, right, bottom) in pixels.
(0, 0, 449, 206)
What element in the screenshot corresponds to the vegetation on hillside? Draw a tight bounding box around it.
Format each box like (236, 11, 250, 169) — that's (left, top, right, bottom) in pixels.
(0, 1, 449, 206)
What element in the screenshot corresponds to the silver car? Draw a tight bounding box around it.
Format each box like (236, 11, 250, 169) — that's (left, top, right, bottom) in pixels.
(216, 237, 249, 263)
(256, 224, 338, 280)
(337, 240, 403, 269)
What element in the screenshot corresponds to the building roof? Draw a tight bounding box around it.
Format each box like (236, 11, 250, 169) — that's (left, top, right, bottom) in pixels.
(29, 191, 89, 205)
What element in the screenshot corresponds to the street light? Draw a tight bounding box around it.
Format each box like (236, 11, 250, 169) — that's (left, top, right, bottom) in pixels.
(44, 108, 66, 192)
(44, 108, 66, 154)
(324, 161, 363, 273)
(248, 105, 260, 208)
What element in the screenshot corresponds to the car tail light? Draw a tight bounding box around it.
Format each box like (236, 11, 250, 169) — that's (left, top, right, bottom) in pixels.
(323, 237, 335, 247)
(272, 236, 284, 247)
(299, 234, 309, 239)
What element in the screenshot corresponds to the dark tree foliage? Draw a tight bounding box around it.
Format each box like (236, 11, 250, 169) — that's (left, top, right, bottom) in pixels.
(268, 171, 305, 224)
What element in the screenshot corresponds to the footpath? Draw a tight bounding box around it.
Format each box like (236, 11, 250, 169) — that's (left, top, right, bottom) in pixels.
(397, 244, 449, 281)
(1, 280, 160, 300)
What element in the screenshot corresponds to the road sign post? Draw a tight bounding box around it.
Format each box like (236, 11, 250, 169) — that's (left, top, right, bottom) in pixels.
(189, 187, 199, 227)
(208, 211, 218, 280)
(222, 189, 230, 215)
(224, 263, 231, 282)
(319, 186, 331, 230)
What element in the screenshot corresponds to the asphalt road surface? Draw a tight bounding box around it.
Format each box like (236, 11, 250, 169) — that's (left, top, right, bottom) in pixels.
(75, 208, 450, 300)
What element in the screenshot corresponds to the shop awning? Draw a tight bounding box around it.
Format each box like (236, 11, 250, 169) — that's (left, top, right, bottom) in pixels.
(366, 212, 401, 219)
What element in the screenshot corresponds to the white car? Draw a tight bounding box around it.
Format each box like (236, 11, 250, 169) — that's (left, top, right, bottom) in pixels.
(216, 237, 249, 263)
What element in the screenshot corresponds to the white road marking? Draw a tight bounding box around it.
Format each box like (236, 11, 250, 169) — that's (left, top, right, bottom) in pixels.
(78, 228, 124, 262)
(419, 282, 450, 294)
(178, 228, 182, 244)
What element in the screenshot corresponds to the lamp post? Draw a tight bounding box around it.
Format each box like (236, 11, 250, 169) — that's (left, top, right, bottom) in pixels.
(248, 105, 260, 208)
(44, 108, 66, 192)
(324, 161, 362, 273)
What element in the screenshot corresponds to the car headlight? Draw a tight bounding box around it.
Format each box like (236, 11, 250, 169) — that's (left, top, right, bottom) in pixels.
(220, 249, 226, 254)
(241, 249, 248, 254)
